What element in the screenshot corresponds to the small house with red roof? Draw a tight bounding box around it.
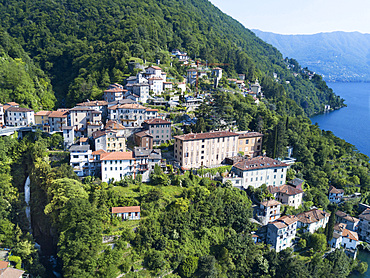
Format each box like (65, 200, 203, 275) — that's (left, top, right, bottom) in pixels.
(268, 184, 304, 209)
(296, 208, 330, 233)
(328, 185, 344, 203)
(112, 206, 141, 220)
(329, 223, 359, 258)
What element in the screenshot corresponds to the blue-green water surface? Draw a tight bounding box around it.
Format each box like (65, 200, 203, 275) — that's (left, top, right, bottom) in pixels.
(310, 82, 370, 158)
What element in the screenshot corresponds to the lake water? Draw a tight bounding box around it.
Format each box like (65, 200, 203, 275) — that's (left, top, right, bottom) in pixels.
(350, 250, 370, 278)
(310, 82, 370, 158)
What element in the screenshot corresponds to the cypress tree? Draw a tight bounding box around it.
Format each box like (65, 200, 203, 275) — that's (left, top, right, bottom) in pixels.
(325, 207, 337, 243)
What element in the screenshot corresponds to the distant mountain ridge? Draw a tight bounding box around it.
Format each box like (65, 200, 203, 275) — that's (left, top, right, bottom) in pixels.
(253, 30, 370, 82)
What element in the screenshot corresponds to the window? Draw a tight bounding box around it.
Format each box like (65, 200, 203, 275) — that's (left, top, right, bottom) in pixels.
(274, 169, 277, 172)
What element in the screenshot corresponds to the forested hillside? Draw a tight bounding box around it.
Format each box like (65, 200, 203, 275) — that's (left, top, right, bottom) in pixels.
(0, 30, 56, 110)
(253, 30, 370, 82)
(0, 0, 343, 115)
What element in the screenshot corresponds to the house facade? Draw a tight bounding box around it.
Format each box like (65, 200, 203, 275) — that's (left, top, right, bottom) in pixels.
(112, 206, 141, 220)
(142, 118, 171, 145)
(256, 200, 281, 225)
(268, 184, 304, 209)
(236, 131, 263, 157)
(104, 83, 127, 102)
(69, 145, 92, 177)
(5, 107, 34, 126)
(174, 131, 239, 169)
(296, 209, 330, 233)
(267, 215, 298, 252)
(93, 130, 126, 152)
(134, 130, 153, 149)
(358, 208, 370, 243)
(108, 104, 158, 127)
(48, 110, 68, 132)
(134, 147, 162, 182)
(335, 210, 359, 231)
(328, 185, 344, 203)
(100, 152, 136, 182)
(227, 156, 289, 189)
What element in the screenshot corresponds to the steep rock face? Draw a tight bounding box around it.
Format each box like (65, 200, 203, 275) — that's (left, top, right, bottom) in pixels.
(30, 179, 58, 256)
(0, 0, 342, 115)
(253, 30, 370, 82)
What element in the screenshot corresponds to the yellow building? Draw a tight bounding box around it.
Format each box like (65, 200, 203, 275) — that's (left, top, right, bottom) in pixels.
(236, 131, 263, 157)
(34, 111, 51, 125)
(174, 131, 239, 169)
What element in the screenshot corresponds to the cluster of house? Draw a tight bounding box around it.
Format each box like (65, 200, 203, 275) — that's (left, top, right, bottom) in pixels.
(250, 181, 370, 258)
(257, 197, 360, 257)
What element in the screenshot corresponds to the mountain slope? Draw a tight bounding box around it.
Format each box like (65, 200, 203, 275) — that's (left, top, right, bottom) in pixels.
(0, 29, 56, 110)
(253, 30, 370, 82)
(0, 0, 343, 115)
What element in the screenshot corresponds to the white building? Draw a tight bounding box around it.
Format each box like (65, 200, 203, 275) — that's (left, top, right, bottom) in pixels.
(226, 156, 289, 189)
(108, 103, 158, 127)
(69, 145, 92, 177)
(328, 185, 344, 203)
(104, 83, 127, 102)
(134, 147, 162, 182)
(62, 126, 74, 148)
(335, 210, 359, 231)
(329, 223, 359, 258)
(267, 215, 298, 252)
(268, 184, 304, 209)
(100, 151, 135, 183)
(0, 104, 4, 125)
(296, 209, 330, 233)
(148, 76, 164, 95)
(256, 199, 281, 225)
(48, 110, 68, 132)
(5, 107, 34, 126)
(358, 208, 370, 243)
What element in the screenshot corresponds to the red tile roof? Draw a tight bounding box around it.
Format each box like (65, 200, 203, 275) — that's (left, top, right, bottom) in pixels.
(48, 110, 68, 118)
(6, 107, 33, 112)
(268, 184, 304, 196)
(342, 229, 358, 241)
(77, 100, 108, 106)
(105, 120, 125, 130)
(144, 118, 171, 125)
(146, 66, 162, 70)
(146, 108, 159, 112)
(134, 130, 153, 138)
(148, 77, 164, 81)
(271, 215, 297, 229)
(35, 110, 51, 116)
(100, 151, 134, 161)
(174, 131, 239, 141)
(5, 102, 19, 106)
(92, 149, 107, 155)
(335, 210, 359, 223)
(329, 185, 344, 194)
(237, 131, 264, 138)
(112, 206, 140, 213)
(359, 208, 370, 221)
(260, 199, 281, 207)
(233, 156, 289, 171)
(0, 260, 9, 269)
(296, 209, 330, 224)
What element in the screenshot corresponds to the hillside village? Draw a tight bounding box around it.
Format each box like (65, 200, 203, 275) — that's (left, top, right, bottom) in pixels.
(0, 48, 369, 277)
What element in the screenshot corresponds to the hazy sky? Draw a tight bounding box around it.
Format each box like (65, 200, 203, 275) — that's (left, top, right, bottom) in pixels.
(209, 0, 370, 34)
